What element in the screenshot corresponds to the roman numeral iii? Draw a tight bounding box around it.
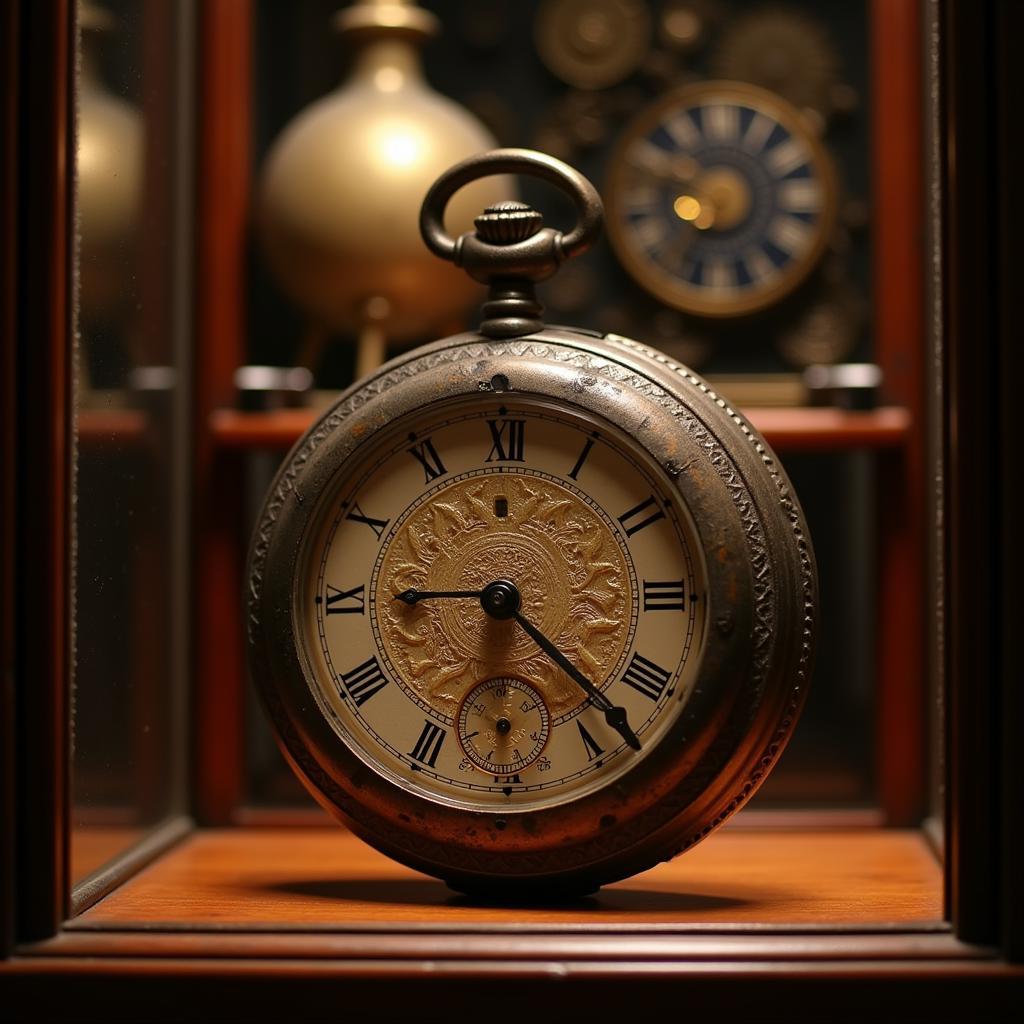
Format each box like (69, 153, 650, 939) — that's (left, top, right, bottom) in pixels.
(643, 579, 686, 611)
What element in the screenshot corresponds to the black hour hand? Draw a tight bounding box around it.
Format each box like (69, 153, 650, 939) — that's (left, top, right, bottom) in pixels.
(394, 588, 484, 606)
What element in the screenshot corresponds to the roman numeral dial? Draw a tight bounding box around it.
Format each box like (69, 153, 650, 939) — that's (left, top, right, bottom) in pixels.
(306, 402, 705, 813)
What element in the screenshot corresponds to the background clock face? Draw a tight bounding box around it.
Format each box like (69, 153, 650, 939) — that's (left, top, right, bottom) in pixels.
(299, 397, 707, 812)
(606, 81, 837, 318)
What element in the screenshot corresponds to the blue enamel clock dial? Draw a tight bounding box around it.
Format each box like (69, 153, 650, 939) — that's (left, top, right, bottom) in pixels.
(606, 81, 837, 318)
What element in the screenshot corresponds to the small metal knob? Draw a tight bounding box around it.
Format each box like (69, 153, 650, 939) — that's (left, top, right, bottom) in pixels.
(474, 201, 544, 245)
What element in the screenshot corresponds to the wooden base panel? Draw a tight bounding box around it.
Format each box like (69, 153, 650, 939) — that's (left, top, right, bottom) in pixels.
(71, 826, 941, 929)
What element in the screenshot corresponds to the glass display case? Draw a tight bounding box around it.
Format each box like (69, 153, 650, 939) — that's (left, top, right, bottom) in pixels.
(2, 0, 1022, 1014)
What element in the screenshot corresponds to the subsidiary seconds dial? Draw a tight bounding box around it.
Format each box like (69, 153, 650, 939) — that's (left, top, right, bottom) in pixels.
(607, 80, 838, 318)
(457, 677, 550, 778)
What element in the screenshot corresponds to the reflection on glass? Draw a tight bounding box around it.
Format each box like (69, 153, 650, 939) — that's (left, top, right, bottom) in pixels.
(72, 1, 189, 887)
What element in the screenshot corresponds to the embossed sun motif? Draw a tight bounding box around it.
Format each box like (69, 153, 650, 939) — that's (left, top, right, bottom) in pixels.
(373, 473, 636, 721)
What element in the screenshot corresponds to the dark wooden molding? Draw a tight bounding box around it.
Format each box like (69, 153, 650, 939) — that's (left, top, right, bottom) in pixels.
(8, 0, 75, 944)
(994, 0, 1024, 964)
(0, 0, 21, 962)
(939, 0, 1022, 953)
(870, 0, 928, 827)
(0, 946, 1021, 1022)
(191, 0, 252, 825)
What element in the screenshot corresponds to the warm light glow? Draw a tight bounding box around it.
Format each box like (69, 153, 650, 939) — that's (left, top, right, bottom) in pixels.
(674, 193, 716, 230)
(380, 131, 420, 167)
(673, 195, 703, 222)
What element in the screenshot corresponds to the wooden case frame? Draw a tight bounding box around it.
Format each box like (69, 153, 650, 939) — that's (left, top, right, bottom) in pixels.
(2, 0, 1023, 1014)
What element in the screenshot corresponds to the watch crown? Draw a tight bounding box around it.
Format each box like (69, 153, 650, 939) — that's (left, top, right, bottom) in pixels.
(474, 201, 544, 245)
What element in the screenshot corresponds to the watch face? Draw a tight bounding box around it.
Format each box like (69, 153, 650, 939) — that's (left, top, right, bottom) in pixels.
(299, 398, 707, 813)
(606, 80, 837, 318)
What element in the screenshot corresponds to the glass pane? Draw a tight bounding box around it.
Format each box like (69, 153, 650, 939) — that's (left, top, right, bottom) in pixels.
(242, 0, 884, 812)
(71, 0, 193, 887)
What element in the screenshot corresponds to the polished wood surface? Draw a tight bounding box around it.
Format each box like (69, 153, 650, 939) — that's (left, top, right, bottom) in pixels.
(70, 827, 153, 885)
(0, 0, 18, 960)
(192, 0, 252, 825)
(209, 405, 912, 454)
(75, 826, 941, 928)
(870, 0, 927, 827)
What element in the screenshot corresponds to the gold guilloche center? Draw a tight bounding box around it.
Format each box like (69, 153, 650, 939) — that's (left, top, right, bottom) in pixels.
(374, 473, 635, 720)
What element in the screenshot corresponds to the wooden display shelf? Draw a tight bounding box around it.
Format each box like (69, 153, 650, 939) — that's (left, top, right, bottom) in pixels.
(77, 408, 149, 450)
(209, 405, 912, 455)
(66, 825, 941, 930)
(9, 826, 1020, 1020)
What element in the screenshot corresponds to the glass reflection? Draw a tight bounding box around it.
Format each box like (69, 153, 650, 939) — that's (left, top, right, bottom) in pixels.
(72, 1, 189, 887)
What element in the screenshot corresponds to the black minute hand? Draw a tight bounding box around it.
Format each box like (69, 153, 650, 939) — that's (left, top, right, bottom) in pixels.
(510, 608, 641, 752)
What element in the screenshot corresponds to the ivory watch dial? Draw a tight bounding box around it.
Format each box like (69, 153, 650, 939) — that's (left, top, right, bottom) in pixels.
(299, 398, 707, 812)
(606, 80, 837, 318)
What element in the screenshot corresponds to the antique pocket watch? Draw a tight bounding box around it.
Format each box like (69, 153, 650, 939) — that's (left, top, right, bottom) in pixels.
(247, 149, 816, 895)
